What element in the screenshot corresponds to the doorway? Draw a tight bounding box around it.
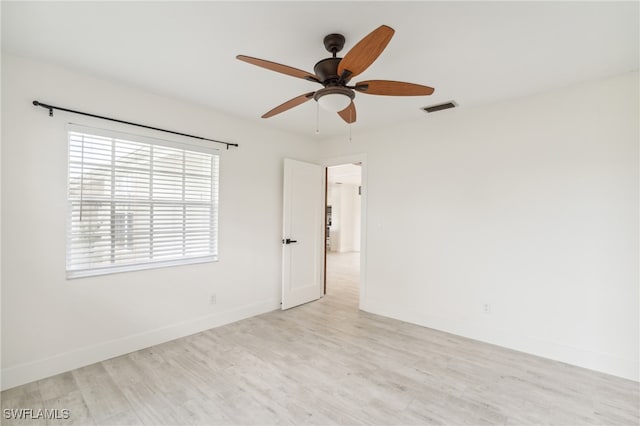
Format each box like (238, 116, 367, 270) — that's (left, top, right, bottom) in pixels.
(324, 163, 363, 307)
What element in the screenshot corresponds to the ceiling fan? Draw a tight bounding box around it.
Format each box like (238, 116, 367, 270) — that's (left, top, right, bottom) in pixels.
(237, 25, 435, 124)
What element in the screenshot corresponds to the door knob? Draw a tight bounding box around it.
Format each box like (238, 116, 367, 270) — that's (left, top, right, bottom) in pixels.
(283, 238, 298, 244)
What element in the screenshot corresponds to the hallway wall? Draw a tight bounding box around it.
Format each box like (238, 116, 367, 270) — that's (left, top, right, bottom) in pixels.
(328, 183, 361, 253)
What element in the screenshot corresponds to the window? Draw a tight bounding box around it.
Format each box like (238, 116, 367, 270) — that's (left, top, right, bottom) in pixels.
(67, 125, 219, 278)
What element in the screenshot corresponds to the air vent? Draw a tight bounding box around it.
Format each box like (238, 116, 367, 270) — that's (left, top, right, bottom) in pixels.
(422, 101, 457, 113)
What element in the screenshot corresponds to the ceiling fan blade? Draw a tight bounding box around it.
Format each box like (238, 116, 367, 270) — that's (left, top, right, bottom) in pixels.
(354, 80, 435, 96)
(237, 55, 319, 82)
(338, 102, 357, 124)
(262, 92, 315, 119)
(337, 25, 395, 80)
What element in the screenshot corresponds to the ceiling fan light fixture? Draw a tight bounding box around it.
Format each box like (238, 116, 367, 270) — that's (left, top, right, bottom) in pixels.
(317, 93, 351, 112)
(314, 87, 354, 112)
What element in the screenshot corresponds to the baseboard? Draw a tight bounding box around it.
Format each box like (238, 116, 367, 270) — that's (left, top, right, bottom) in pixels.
(1, 298, 280, 391)
(361, 297, 639, 382)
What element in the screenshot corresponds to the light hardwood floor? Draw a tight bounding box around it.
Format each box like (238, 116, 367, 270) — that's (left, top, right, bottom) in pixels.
(2, 252, 638, 425)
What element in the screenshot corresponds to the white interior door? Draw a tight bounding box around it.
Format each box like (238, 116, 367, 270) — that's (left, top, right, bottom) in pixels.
(282, 158, 323, 310)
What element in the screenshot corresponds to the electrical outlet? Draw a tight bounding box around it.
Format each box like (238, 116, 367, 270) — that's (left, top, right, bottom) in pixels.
(483, 303, 491, 314)
(210, 294, 217, 305)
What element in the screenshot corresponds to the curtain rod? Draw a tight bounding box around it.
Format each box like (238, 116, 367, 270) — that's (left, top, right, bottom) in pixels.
(32, 100, 239, 150)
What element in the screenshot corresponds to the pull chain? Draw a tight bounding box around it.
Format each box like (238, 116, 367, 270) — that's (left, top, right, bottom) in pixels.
(315, 102, 320, 135)
(348, 108, 353, 142)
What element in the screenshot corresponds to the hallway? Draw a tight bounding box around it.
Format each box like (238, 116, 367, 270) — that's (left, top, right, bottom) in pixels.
(325, 251, 360, 306)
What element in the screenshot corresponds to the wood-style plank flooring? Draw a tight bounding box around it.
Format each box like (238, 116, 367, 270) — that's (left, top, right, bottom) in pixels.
(2, 252, 638, 425)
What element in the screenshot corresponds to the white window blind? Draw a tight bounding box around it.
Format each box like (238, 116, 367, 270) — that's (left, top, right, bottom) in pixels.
(67, 126, 219, 278)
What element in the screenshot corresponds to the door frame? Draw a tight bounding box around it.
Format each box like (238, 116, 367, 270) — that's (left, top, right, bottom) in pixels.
(321, 154, 368, 309)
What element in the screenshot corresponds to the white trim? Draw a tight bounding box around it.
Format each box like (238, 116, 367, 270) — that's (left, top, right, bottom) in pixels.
(0, 297, 280, 391)
(322, 154, 368, 309)
(67, 255, 217, 279)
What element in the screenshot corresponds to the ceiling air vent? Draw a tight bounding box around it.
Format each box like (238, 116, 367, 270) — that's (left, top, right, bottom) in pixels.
(422, 101, 457, 113)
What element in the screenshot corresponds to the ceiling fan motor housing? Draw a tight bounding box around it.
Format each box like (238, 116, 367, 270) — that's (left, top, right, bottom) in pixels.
(314, 58, 344, 85)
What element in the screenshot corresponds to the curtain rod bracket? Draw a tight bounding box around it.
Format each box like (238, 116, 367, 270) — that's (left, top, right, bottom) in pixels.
(32, 100, 238, 149)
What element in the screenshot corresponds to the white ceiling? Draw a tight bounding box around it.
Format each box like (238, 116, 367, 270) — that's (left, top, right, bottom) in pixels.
(2, 2, 638, 139)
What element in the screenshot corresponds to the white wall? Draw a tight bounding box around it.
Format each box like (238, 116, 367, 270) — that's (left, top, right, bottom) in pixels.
(338, 184, 361, 253)
(327, 183, 361, 253)
(322, 72, 639, 381)
(0, 54, 320, 390)
(327, 183, 342, 252)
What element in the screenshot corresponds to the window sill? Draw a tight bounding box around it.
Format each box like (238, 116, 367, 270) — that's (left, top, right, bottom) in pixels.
(66, 255, 218, 279)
